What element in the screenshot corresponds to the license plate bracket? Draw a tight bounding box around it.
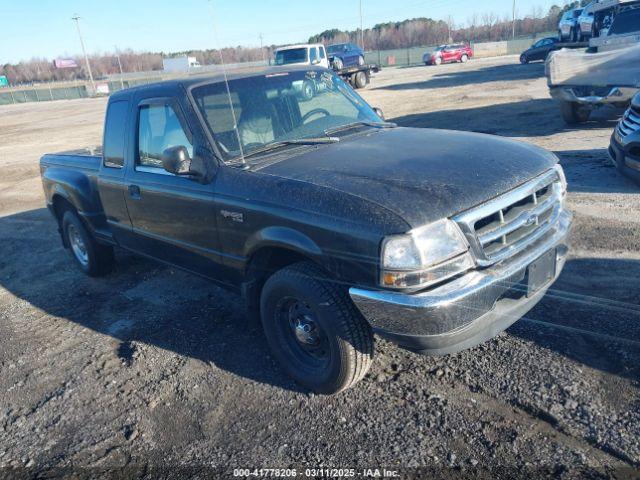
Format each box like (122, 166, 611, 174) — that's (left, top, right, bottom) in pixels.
(527, 249, 557, 296)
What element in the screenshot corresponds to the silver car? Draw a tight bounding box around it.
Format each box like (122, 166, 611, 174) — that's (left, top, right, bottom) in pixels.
(558, 8, 583, 42)
(578, 2, 596, 41)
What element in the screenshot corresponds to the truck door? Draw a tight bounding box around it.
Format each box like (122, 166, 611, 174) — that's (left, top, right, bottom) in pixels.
(98, 99, 133, 241)
(123, 96, 226, 282)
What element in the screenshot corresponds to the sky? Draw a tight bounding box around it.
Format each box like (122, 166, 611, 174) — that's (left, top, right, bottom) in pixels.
(1, 0, 563, 64)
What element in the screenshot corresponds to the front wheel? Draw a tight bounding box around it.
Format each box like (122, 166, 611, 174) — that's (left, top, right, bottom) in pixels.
(260, 262, 373, 394)
(332, 57, 343, 70)
(62, 210, 114, 276)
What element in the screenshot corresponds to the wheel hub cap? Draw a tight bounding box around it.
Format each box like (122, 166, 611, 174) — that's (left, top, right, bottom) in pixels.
(293, 316, 319, 345)
(68, 224, 89, 266)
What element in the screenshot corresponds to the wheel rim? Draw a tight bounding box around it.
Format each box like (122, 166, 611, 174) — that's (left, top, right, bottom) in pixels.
(303, 83, 313, 99)
(276, 296, 330, 367)
(67, 224, 89, 266)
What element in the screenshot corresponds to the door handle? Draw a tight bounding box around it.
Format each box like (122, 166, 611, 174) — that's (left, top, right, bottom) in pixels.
(128, 184, 141, 199)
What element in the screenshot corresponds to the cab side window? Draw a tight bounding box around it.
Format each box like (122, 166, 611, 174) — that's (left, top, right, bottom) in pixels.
(103, 100, 129, 168)
(319, 46, 326, 59)
(137, 103, 193, 169)
(309, 47, 318, 63)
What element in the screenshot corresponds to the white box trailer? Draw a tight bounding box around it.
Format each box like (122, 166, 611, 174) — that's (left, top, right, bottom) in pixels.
(162, 56, 202, 72)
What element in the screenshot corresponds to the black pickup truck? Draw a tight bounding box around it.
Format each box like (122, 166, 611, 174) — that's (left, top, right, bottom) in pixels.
(41, 66, 572, 393)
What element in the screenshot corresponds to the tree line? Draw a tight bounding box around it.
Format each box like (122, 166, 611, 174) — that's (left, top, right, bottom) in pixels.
(2, 3, 579, 85)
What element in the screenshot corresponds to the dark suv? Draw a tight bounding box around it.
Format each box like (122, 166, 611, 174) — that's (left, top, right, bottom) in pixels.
(327, 43, 365, 70)
(610, 92, 640, 183)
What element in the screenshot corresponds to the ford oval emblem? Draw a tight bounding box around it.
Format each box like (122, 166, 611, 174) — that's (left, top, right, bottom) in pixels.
(524, 214, 537, 227)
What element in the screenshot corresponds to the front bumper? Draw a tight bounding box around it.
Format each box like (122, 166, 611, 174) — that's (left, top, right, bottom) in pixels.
(549, 86, 638, 106)
(609, 133, 640, 183)
(349, 210, 572, 355)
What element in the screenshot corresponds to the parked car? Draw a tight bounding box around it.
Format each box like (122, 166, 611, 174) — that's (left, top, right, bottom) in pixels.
(423, 44, 473, 65)
(558, 8, 583, 42)
(40, 65, 572, 394)
(609, 91, 640, 183)
(578, 2, 597, 41)
(327, 43, 365, 70)
(274, 44, 329, 69)
(520, 37, 560, 63)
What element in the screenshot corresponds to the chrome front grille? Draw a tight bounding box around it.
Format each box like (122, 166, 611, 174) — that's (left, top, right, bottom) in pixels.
(454, 168, 564, 266)
(617, 107, 640, 139)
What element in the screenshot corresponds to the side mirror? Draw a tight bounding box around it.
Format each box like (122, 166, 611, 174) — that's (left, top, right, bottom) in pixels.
(161, 145, 204, 178)
(373, 107, 385, 120)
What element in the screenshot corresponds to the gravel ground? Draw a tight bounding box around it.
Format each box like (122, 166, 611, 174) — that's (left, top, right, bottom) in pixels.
(0, 55, 639, 479)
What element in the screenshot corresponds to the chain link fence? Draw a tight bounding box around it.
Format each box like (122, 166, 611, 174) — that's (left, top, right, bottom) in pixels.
(365, 32, 555, 67)
(0, 34, 555, 105)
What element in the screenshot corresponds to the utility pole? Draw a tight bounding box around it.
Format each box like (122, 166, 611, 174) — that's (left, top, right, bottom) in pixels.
(359, 0, 364, 49)
(71, 15, 95, 94)
(114, 46, 124, 90)
(512, 0, 516, 38)
(259, 33, 265, 62)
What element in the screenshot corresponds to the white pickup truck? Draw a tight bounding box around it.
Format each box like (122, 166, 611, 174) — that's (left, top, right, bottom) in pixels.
(547, 2, 640, 124)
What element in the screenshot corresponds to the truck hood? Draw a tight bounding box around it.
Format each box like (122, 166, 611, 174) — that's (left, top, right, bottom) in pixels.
(259, 127, 558, 228)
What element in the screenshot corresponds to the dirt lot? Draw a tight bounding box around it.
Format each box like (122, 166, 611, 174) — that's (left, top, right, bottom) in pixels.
(1, 55, 639, 478)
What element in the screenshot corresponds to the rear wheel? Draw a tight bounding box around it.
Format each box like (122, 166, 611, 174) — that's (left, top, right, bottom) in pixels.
(352, 71, 367, 89)
(460, 54, 468, 63)
(300, 80, 315, 101)
(62, 210, 114, 276)
(520, 54, 528, 64)
(260, 262, 374, 394)
(434, 56, 442, 66)
(560, 101, 590, 124)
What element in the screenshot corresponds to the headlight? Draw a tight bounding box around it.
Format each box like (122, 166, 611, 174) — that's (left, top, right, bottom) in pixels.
(380, 219, 474, 289)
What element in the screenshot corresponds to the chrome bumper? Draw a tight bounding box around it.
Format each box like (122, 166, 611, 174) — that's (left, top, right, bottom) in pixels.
(549, 86, 638, 105)
(349, 210, 572, 355)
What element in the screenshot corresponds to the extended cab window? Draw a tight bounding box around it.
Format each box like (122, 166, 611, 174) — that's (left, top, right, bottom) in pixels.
(103, 100, 128, 168)
(137, 103, 193, 170)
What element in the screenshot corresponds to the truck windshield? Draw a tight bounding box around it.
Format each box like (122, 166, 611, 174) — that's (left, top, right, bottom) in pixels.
(190, 70, 385, 163)
(274, 48, 308, 65)
(327, 44, 346, 54)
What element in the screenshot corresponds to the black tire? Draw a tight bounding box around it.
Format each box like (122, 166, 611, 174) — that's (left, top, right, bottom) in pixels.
(460, 54, 468, 63)
(434, 56, 442, 66)
(352, 71, 367, 89)
(61, 210, 114, 276)
(300, 80, 315, 101)
(332, 57, 343, 70)
(560, 101, 590, 124)
(260, 262, 373, 394)
(520, 54, 528, 64)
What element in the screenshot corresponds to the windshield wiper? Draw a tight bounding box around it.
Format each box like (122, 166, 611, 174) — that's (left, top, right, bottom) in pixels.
(325, 121, 396, 135)
(243, 137, 340, 158)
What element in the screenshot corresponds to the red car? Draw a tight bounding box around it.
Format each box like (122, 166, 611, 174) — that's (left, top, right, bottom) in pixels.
(423, 44, 473, 66)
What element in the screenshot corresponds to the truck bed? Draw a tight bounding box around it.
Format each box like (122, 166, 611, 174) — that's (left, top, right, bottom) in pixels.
(40, 147, 102, 172)
(547, 43, 640, 87)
